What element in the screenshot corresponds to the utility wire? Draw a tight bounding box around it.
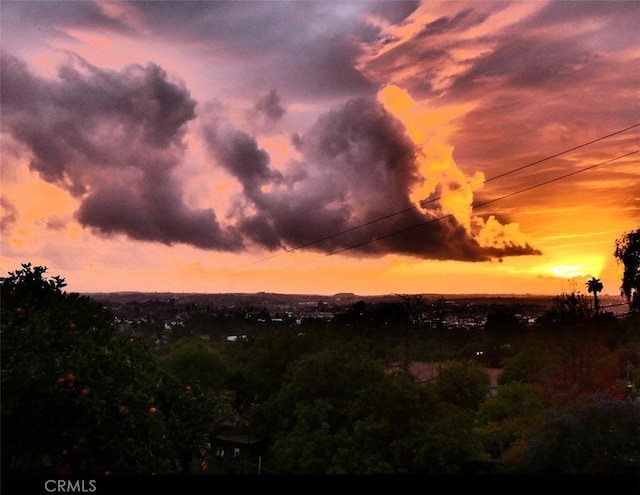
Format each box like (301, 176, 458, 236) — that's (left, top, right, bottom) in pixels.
(251, 122, 639, 264)
(326, 150, 639, 256)
(480, 122, 640, 185)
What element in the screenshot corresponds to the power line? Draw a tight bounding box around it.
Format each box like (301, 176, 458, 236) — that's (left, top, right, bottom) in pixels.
(326, 150, 638, 256)
(301, 124, 639, 249)
(251, 122, 639, 264)
(481, 122, 640, 185)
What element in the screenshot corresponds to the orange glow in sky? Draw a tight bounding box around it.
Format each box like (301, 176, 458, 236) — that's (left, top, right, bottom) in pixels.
(1, 0, 638, 298)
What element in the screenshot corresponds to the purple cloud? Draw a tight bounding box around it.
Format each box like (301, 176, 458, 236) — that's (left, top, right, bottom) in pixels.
(0, 52, 243, 250)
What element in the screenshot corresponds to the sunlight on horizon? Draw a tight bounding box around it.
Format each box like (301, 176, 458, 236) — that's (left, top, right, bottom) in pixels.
(544, 256, 605, 281)
(548, 265, 590, 279)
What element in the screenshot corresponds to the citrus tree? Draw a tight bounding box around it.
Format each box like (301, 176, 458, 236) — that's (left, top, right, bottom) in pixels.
(1, 263, 219, 475)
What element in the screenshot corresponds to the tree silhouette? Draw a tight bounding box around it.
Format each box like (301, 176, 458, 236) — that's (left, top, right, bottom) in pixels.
(614, 228, 640, 312)
(586, 277, 603, 314)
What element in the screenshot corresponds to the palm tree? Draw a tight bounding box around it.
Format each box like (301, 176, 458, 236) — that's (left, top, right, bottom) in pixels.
(586, 277, 603, 314)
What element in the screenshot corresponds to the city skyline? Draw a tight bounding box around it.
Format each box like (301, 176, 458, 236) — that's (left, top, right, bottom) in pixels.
(1, 0, 639, 296)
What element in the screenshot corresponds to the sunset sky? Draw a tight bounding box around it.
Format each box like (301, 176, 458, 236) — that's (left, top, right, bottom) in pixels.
(1, 0, 638, 297)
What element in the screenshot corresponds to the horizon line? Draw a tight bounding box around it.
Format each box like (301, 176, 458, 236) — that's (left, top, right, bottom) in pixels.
(79, 290, 625, 298)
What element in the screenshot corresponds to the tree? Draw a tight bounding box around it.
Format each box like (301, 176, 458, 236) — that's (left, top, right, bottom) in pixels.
(256, 341, 442, 474)
(614, 228, 640, 311)
(498, 343, 549, 386)
(475, 382, 547, 469)
(1, 264, 219, 475)
(533, 290, 621, 403)
(484, 309, 525, 340)
(160, 338, 230, 393)
(586, 277, 603, 314)
(434, 359, 491, 411)
(538, 291, 591, 328)
(525, 393, 640, 474)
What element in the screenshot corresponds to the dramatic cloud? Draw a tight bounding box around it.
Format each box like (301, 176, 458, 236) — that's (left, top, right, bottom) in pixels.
(1, 0, 637, 295)
(359, 2, 640, 201)
(202, 91, 541, 261)
(118, 0, 394, 102)
(1, 43, 542, 262)
(0, 52, 242, 250)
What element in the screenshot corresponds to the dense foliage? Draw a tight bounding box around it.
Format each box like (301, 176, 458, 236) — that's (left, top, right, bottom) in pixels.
(254, 342, 486, 474)
(2, 260, 639, 478)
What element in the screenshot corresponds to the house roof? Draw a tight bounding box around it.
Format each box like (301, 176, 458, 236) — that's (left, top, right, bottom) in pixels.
(389, 361, 504, 386)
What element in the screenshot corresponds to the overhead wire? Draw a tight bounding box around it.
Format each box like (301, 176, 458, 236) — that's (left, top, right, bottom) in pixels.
(250, 122, 640, 264)
(326, 150, 638, 256)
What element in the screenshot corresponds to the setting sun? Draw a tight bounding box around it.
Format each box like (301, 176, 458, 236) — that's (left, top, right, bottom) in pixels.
(547, 265, 592, 280)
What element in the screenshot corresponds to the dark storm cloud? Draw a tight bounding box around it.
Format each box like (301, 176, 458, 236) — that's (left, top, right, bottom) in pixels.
(201, 105, 283, 199)
(203, 96, 540, 261)
(121, 0, 393, 100)
(1, 1, 417, 103)
(75, 170, 241, 248)
(0, 52, 243, 250)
